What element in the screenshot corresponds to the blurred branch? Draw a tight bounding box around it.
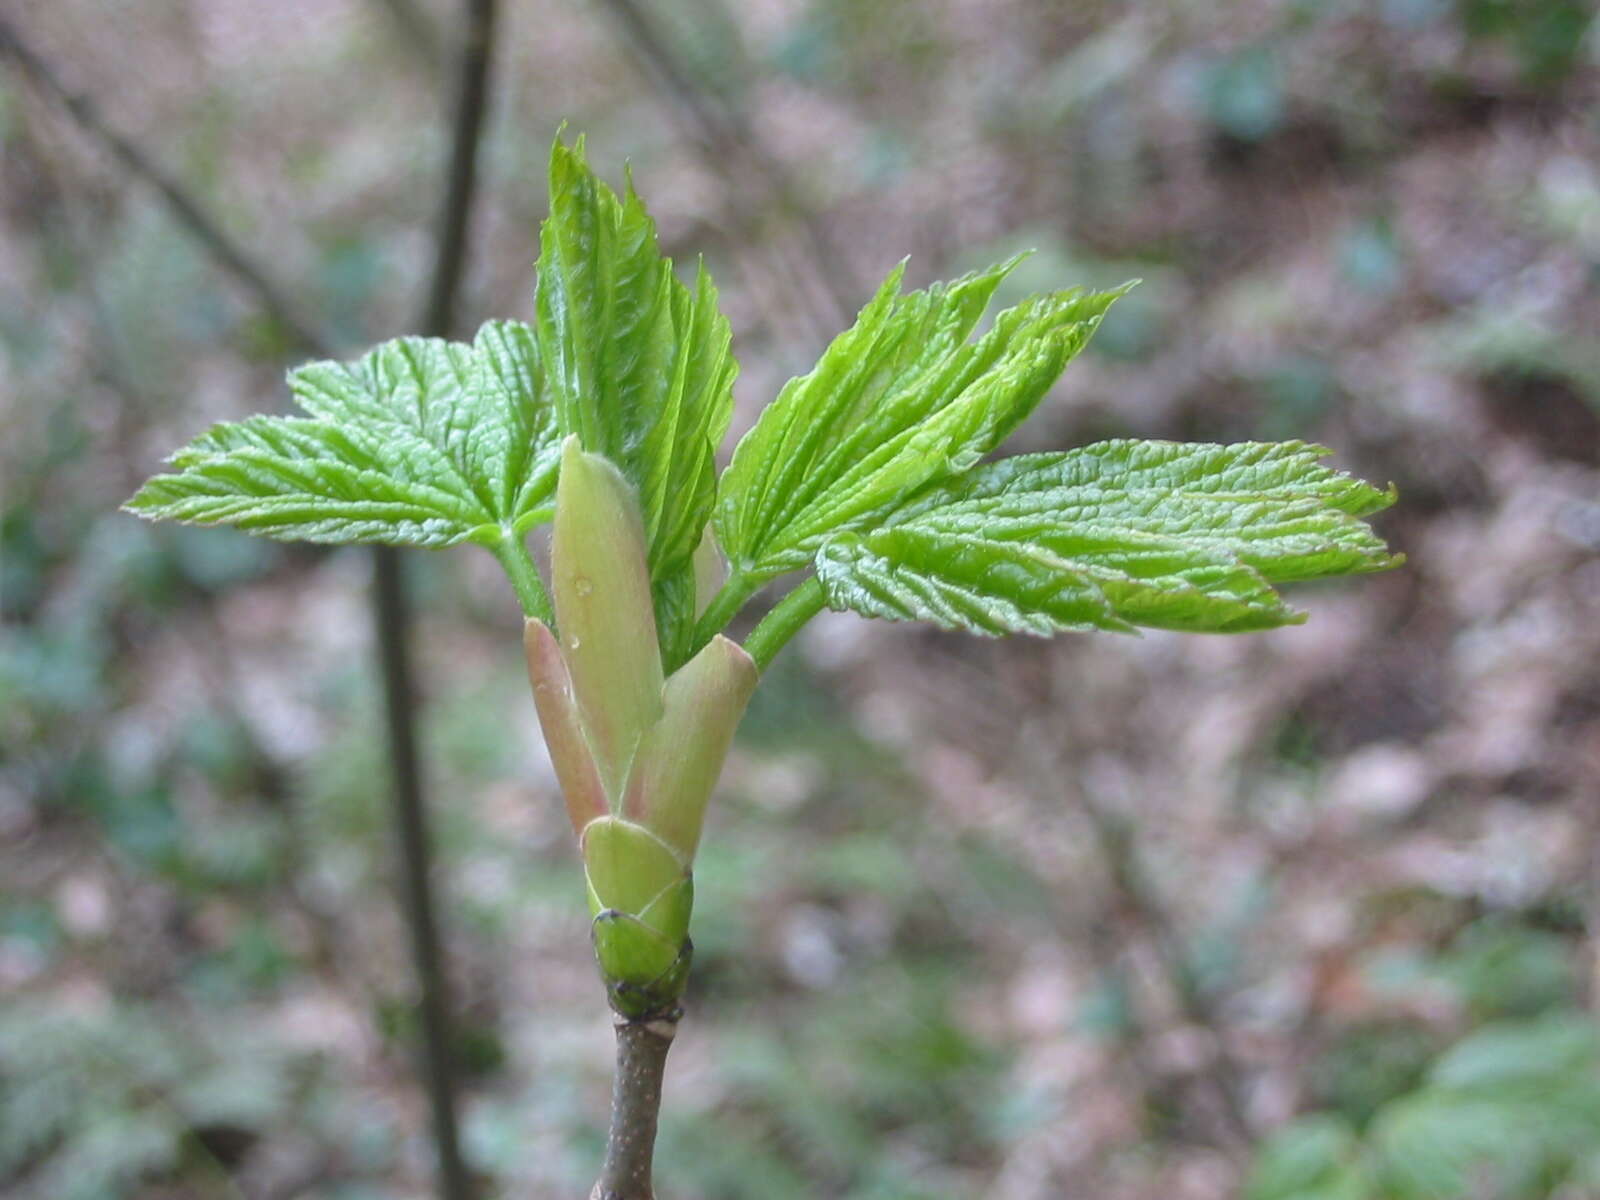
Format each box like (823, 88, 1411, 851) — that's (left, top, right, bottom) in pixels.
(372, 550, 472, 1200)
(592, 0, 856, 340)
(2, 13, 488, 1198)
(419, 0, 495, 339)
(1006, 687, 1256, 1160)
(382, 2, 502, 1199)
(0, 15, 333, 359)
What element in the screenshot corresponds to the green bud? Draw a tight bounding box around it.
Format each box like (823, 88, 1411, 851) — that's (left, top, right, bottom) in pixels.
(592, 912, 693, 1020)
(582, 815, 694, 1017)
(623, 633, 756, 860)
(581, 814, 684, 918)
(526, 439, 757, 1016)
(550, 435, 663, 799)
(523, 617, 607, 836)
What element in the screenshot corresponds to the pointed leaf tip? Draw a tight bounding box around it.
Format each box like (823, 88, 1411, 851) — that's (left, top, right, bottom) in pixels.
(715, 260, 1132, 576)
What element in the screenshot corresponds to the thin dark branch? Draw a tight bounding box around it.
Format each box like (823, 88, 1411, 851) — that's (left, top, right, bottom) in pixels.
(2, 13, 489, 1197)
(373, 548, 473, 1200)
(420, 0, 496, 339)
(0, 15, 332, 359)
(383, 2, 501, 1198)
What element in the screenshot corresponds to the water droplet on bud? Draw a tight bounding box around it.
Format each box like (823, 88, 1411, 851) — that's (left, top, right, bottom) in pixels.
(574, 577, 594, 597)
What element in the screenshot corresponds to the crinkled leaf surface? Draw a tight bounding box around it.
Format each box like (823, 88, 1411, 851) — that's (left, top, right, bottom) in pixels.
(535, 137, 737, 585)
(815, 440, 1400, 636)
(716, 257, 1132, 577)
(125, 321, 559, 548)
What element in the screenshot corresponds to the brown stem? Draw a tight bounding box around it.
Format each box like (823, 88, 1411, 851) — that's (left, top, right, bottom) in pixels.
(591, 1016, 678, 1200)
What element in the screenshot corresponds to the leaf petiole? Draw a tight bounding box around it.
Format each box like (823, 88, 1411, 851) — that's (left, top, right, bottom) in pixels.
(491, 532, 556, 626)
(687, 569, 762, 660)
(743, 576, 827, 672)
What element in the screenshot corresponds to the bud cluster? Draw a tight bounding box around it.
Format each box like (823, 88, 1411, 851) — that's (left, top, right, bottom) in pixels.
(525, 438, 756, 1018)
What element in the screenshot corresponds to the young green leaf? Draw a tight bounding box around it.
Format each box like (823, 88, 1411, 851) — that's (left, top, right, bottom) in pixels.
(813, 440, 1400, 637)
(815, 530, 1134, 636)
(535, 137, 738, 589)
(125, 322, 559, 548)
(715, 259, 1133, 578)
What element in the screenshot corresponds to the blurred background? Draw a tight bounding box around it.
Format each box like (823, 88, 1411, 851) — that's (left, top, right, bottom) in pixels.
(3, 1, 1599, 1197)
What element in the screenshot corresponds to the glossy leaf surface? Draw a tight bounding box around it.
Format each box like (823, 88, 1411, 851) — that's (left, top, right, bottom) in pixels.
(536, 137, 737, 586)
(716, 258, 1132, 576)
(815, 440, 1400, 636)
(125, 322, 558, 547)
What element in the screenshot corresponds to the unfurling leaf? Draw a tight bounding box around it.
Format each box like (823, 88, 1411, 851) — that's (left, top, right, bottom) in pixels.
(815, 440, 1400, 637)
(715, 257, 1133, 577)
(536, 136, 738, 655)
(125, 322, 559, 548)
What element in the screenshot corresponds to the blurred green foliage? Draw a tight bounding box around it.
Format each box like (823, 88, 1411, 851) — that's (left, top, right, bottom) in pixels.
(1455, 0, 1595, 82)
(1250, 917, 1600, 1199)
(1251, 1014, 1600, 1200)
(0, 1000, 312, 1200)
